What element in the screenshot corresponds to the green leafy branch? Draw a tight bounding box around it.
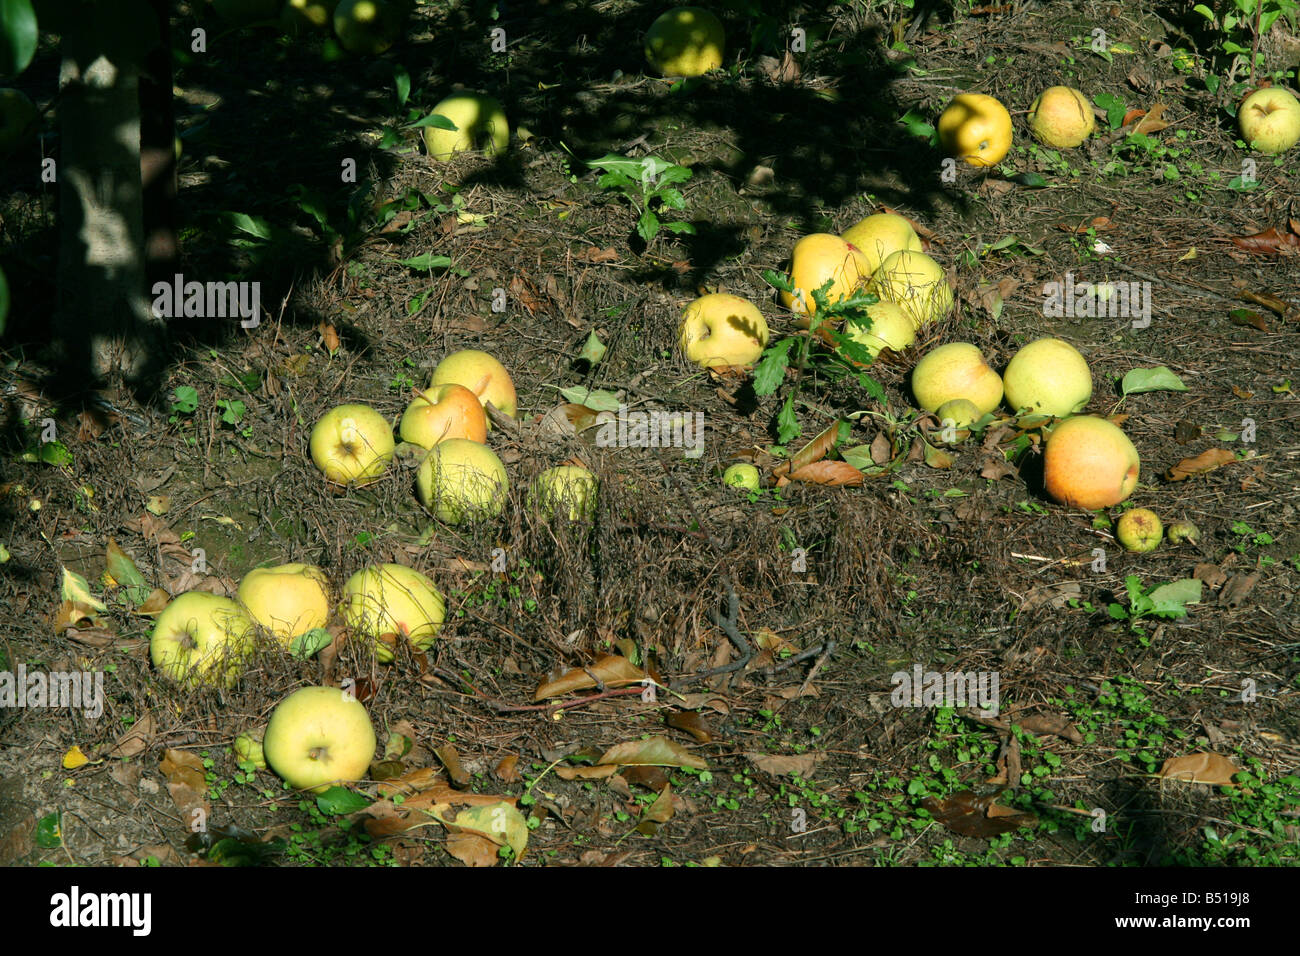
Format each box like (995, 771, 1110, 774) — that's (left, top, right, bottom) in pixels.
(1107, 575, 1203, 632)
(586, 154, 695, 245)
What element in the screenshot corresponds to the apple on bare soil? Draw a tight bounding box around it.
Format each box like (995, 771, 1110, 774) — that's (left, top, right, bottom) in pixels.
(309, 403, 395, 487)
(263, 686, 377, 793)
(429, 350, 517, 429)
(150, 591, 255, 687)
(678, 293, 769, 368)
(1043, 416, 1140, 511)
(341, 564, 446, 663)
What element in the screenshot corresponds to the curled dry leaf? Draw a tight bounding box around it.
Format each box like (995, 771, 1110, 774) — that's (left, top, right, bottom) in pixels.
(494, 754, 520, 783)
(446, 831, 499, 867)
(1219, 572, 1261, 608)
(598, 735, 708, 770)
(159, 749, 210, 825)
(921, 790, 1037, 837)
(1158, 752, 1239, 786)
(744, 752, 821, 777)
(532, 653, 647, 701)
(665, 710, 712, 743)
(107, 711, 156, 759)
(785, 460, 866, 487)
(1231, 226, 1300, 256)
(776, 421, 843, 478)
(1166, 448, 1235, 481)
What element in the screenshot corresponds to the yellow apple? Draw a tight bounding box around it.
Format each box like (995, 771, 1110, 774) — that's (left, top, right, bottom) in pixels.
(263, 686, 377, 793)
(781, 233, 873, 316)
(911, 342, 1003, 415)
(282, 0, 338, 33)
(423, 93, 509, 161)
(333, 0, 402, 54)
(938, 92, 1013, 167)
(530, 465, 598, 521)
(309, 403, 395, 486)
(1028, 86, 1095, 148)
(844, 300, 915, 361)
(678, 293, 769, 368)
(934, 397, 981, 444)
(1002, 337, 1092, 418)
(1043, 415, 1140, 510)
(1117, 508, 1162, 552)
(869, 250, 953, 329)
(840, 213, 923, 275)
(722, 463, 760, 490)
(429, 349, 516, 428)
(415, 437, 508, 524)
(1238, 87, 1300, 154)
(644, 6, 725, 77)
(341, 563, 446, 662)
(237, 563, 330, 646)
(150, 591, 255, 687)
(0, 89, 38, 156)
(399, 383, 487, 449)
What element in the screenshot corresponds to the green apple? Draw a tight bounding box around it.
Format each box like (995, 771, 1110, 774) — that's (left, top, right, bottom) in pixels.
(415, 437, 508, 524)
(1238, 87, 1300, 155)
(0, 89, 38, 156)
(212, 0, 281, 24)
(341, 564, 446, 662)
(237, 563, 330, 646)
(333, 0, 403, 53)
(309, 403, 395, 487)
(868, 249, 953, 329)
(150, 591, 255, 687)
(934, 398, 981, 444)
(722, 463, 761, 491)
(644, 6, 725, 77)
(263, 686, 377, 793)
(423, 93, 509, 161)
(911, 343, 1004, 415)
(1167, 520, 1200, 544)
(1002, 337, 1092, 418)
(1116, 508, 1162, 552)
(233, 732, 267, 770)
(530, 465, 597, 521)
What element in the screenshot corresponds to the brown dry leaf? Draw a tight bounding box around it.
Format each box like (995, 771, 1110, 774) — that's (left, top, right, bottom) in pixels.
(1056, 217, 1115, 235)
(1131, 102, 1171, 134)
(62, 626, 125, 648)
(1020, 581, 1082, 611)
(1166, 448, 1235, 481)
(159, 749, 210, 826)
(1231, 226, 1300, 256)
(639, 784, 675, 831)
(1193, 563, 1229, 589)
(1239, 290, 1289, 315)
(317, 322, 340, 353)
(1230, 385, 1254, 399)
(577, 246, 619, 263)
(870, 432, 894, 465)
(1220, 572, 1261, 608)
(744, 752, 821, 777)
(1228, 309, 1269, 332)
(598, 736, 708, 770)
(979, 455, 1018, 481)
(494, 754, 520, 783)
(921, 790, 1037, 837)
(1016, 714, 1085, 744)
(561, 403, 601, 433)
(1158, 752, 1239, 786)
(665, 710, 712, 743)
(923, 440, 955, 469)
(785, 460, 865, 487)
(137, 588, 170, 615)
(554, 765, 620, 781)
(107, 712, 156, 759)
(622, 765, 672, 791)
(1174, 420, 1201, 444)
(532, 654, 646, 701)
(509, 275, 545, 315)
(446, 831, 500, 867)
(776, 420, 842, 478)
(434, 744, 471, 788)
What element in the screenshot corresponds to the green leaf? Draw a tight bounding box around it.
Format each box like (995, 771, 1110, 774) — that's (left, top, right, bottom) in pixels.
(897, 108, 935, 141)
(409, 112, 458, 130)
(315, 787, 372, 815)
(761, 268, 795, 294)
(1008, 172, 1049, 188)
(655, 187, 686, 210)
(1146, 578, 1203, 618)
(1107, 603, 1129, 620)
(1121, 366, 1188, 396)
(392, 64, 410, 106)
(171, 385, 199, 413)
(776, 394, 801, 444)
(397, 253, 452, 271)
(1093, 92, 1126, 130)
(0, 0, 38, 76)
(655, 165, 692, 186)
(586, 153, 647, 178)
(636, 209, 660, 243)
(224, 212, 273, 241)
(61, 567, 108, 613)
(1192, 3, 1215, 19)
(752, 338, 795, 397)
(661, 221, 695, 235)
(35, 811, 61, 849)
(38, 440, 72, 467)
(855, 371, 887, 404)
(289, 628, 333, 660)
(577, 330, 606, 365)
(558, 386, 621, 411)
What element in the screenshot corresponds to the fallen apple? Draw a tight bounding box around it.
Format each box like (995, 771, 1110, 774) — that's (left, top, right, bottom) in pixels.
(781, 233, 872, 316)
(1117, 508, 1162, 552)
(934, 397, 981, 444)
(1043, 415, 1140, 510)
(309, 403, 395, 486)
(1002, 337, 1092, 418)
(937, 92, 1013, 167)
(415, 437, 508, 524)
(722, 463, 761, 491)
(840, 213, 923, 275)
(1238, 86, 1300, 154)
(0, 89, 38, 156)
(341, 563, 446, 663)
(423, 92, 509, 161)
(150, 591, 255, 687)
(1028, 86, 1095, 148)
(911, 342, 1004, 415)
(844, 300, 915, 361)
(263, 686, 377, 793)
(429, 349, 516, 428)
(282, 0, 338, 33)
(644, 6, 725, 77)
(237, 563, 331, 646)
(233, 732, 267, 770)
(1167, 519, 1200, 544)
(531, 465, 598, 521)
(333, 0, 403, 54)
(679, 292, 769, 368)
(868, 249, 953, 329)
(399, 383, 488, 449)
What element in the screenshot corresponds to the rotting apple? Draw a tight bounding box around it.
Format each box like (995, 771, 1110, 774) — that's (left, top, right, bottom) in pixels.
(1167, 520, 1200, 544)
(911, 342, 1004, 415)
(429, 349, 516, 429)
(780, 234, 872, 316)
(263, 685, 377, 793)
(644, 6, 725, 77)
(840, 213, 923, 275)
(678, 293, 769, 368)
(867, 249, 953, 330)
(1116, 508, 1163, 552)
(1237, 86, 1300, 154)
(1002, 337, 1092, 418)
(237, 563, 331, 646)
(530, 465, 598, 521)
(341, 563, 446, 663)
(1043, 415, 1140, 511)
(309, 403, 395, 486)
(150, 591, 255, 687)
(399, 383, 488, 449)
(415, 437, 508, 524)
(423, 93, 510, 161)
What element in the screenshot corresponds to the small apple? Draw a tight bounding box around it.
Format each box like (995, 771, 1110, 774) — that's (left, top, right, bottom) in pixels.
(310, 403, 395, 486)
(1028, 86, 1095, 148)
(1117, 508, 1162, 552)
(911, 343, 1004, 416)
(1238, 87, 1300, 154)
(1043, 415, 1140, 511)
(341, 564, 446, 662)
(530, 465, 598, 521)
(233, 732, 266, 770)
(781, 233, 872, 316)
(150, 591, 255, 687)
(1167, 520, 1200, 545)
(678, 293, 769, 368)
(722, 463, 760, 491)
(263, 686, 377, 793)
(282, 0, 338, 33)
(333, 0, 403, 54)
(415, 437, 508, 524)
(0, 89, 38, 156)
(644, 6, 725, 77)
(423, 93, 509, 161)
(399, 383, 488, 449)
(237, 563, 330, 646)
(937, 92, 1013, 167)
(840, 213, 923, 275)
(843, 301, 915, 361)
(868, 249, 953, 329)
(429, 349, 516, 428)
(212, 0, 281, 24)
(934, 397, 981, 444)
(1002, 337, 1092, 418)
